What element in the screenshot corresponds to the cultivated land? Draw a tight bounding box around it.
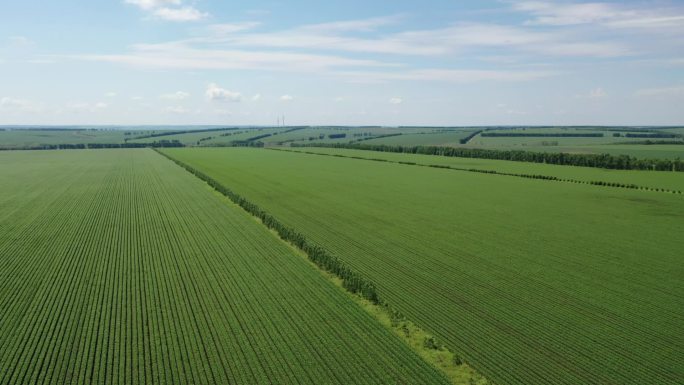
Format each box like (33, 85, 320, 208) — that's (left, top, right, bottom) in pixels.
(3, 127, 682, 160)
(0, 129, 128, 148)
(285, 147, 684, 192)
(164, 147, 684, 385)
(0, 149, 451, 385)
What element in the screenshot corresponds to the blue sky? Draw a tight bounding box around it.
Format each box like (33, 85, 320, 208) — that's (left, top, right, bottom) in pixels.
(0, 0, 682, 125)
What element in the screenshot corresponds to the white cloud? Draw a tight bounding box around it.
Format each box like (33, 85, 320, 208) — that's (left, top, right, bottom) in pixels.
(635, 85, 684, 97)
(299, 15, 401, 33)
(251, 93, 261, 101)
(208, 22, 262, 35)
(95, 102, 108, 108)
(0, 97, 32, 109)
(512, 1, 684, 32)
(125, 0, 207, 22)
(280, 95, 293, 101)
(198, 19, 631, 58)
(160, 91, 190, 100)
(334, 97, 344, 102)
(389, 97, 403, 104)
(513, 2, 625, 26)
(206, 83, 242, 102)
(74, 46, 391, 72)
(131, 96, 144, 101)
(105, 92, 118, 97)
(125, 0, 180, 11)
(154, 7, 207, 22)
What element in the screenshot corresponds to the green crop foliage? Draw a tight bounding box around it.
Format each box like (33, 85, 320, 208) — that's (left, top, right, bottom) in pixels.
(0, 149, 450, 385)
(284, 147, 684, 192)
(164, 147, 684, 385)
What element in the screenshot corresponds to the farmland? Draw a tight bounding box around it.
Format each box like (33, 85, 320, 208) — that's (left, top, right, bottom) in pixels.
(0, 128, 128, 148)
(0, 149, 452, 385)
(285, 146, 684, 192)
(163, 147, 684, 385)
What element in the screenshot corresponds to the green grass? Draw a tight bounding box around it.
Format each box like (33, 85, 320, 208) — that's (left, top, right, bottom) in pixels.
(0, 149, 450, 385)
(286, 147, 684, 192)
(163, 147, 684, 385)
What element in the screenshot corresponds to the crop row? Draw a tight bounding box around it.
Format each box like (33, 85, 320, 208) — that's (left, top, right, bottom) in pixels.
(0, 149, 450, 385)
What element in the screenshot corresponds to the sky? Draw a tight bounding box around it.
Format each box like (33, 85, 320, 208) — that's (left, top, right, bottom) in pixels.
(0, 0, 683, 126)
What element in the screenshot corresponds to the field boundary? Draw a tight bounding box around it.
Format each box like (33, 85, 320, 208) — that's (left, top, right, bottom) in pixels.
(154, 148, 489, 385)
(276, 148, 684, 195)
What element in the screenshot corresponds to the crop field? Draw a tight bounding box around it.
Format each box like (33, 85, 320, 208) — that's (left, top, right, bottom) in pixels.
(286, 147, 684, 191)
(0, 149, 450, 385)
(363, 131, 477, 147)
(164, 147, 684, 385)
(0, 129, 128, 148)
(461, 127, 684, 159)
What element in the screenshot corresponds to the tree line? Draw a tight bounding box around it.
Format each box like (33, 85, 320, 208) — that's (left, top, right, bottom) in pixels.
(0, 140, 184, 151)
(624, 133, 678, 138)
(459, 130, 484, 144)
(155, 149, 381, 304)
(480, 132, 603, 138)
(291, 142, 684, 171)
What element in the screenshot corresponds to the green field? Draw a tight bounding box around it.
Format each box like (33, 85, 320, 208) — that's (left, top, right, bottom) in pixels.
(0, 129, 129, 148)
(0, 149, 451, 385)
(463, 127, 684, 159)
(363, 131, 476, 147)
(163, 147, 684, 385)
(286, 147, 684, 192)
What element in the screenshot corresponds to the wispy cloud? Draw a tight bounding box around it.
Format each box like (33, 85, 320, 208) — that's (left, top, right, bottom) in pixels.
(153, 7, 207, 22)
(125, 0, 207, 22)
(512, 1, 684, 32)
(280, 95, 293, 101)
(125, 0, 181, 11)
(160, 91, 190, 100)
(73, 44, 395, 72)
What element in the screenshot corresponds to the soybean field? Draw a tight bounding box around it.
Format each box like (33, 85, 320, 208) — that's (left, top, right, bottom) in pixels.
(0, 149, 450, 385)
(163, 147, 684, 385)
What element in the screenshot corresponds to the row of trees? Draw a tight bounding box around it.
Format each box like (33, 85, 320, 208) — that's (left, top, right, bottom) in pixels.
(292, 142, 684, 171)
(155, 150, 380, 304)
(625, 140, 684, 145)
(459, 130, 484, 144)
(353, 133, 402, 143)
(625, 133, 678, 138)
(480, 132, 603, 138)
(0, 140, 185, 151)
